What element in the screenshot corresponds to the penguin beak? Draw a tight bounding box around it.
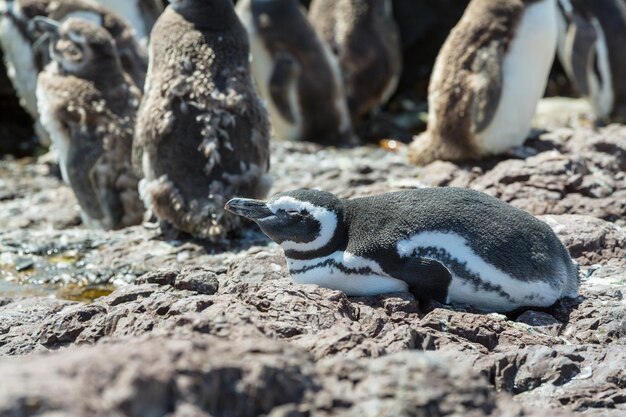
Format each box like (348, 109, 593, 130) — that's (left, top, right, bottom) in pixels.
(225, 198, 274, 221)
(29, 16, 60, 37)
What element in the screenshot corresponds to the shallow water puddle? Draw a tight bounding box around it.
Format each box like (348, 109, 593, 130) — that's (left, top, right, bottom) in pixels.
(0, 249, 115, 302)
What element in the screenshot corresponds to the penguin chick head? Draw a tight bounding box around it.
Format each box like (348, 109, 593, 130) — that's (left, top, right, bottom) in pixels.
(37, 17, 118, 77)
(169, 0, 230, 13)
(169, 0, 238, 28)
(225, 189, 345, 257)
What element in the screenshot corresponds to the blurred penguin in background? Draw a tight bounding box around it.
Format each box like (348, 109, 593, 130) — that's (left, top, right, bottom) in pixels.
(409, 0, 558, 165)
(236, 0, 355, 146)
(0, 0, 148, 145)
(36, 17, 144, 230)
(134, 0, 271, 241)
(309, 0, 402, 124)
(94, 0, 164, 43)
(556, 0, 626, 122)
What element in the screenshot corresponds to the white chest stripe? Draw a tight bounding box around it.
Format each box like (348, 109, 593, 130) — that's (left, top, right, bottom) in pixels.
(287, 251, 408, 296)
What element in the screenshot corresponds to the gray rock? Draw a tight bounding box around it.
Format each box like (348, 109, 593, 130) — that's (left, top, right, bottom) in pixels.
(0, 334, 555, 417)
(2, 126, 626, 416)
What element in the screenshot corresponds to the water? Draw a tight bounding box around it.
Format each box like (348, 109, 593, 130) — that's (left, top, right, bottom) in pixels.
(0, 250, 115, 302)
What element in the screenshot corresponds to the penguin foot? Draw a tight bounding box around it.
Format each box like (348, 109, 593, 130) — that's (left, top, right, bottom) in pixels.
(505, 145, 538, 160)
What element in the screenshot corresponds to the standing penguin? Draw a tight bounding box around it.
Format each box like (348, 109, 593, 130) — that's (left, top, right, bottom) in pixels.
(226, 188, 580, 313)
(236, 0, 354, 146)
(0, 0, 148, 144)
(555, 0, 626, 122)
(409, 0, 558, 165)
(134, 0, 271, 241)
(95, 0, 164, 42)
(308, 0, 402, 123)
(36, 17, 144, 230)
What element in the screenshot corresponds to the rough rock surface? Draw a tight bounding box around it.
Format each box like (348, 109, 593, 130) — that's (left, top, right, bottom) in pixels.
(0, 335, 560, 417)
(0, 128, 625, 416)
(419, 126, 626, 226)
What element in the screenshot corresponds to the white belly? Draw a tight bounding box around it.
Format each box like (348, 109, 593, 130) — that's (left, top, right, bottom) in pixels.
(475, 0, 558, 154)
(0, 18, 39, 118)
(236, 3, 302, 141)
(287, 251, 408, 296)
(36, 72, 71, 183)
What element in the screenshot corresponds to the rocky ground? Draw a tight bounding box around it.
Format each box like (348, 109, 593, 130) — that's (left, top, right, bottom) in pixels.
(0, 114, 625, 416)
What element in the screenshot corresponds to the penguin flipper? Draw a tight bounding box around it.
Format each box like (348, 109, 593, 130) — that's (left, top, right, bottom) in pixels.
(568, 15, 598, 95)
(470, 42, 504, 134)
(388, 257, 452, 305)
(65, 129, 105, 221)
(269, 52, 300, 124)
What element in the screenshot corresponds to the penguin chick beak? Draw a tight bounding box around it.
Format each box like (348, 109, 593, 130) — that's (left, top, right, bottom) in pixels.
(225, 198, 273, 221)
(28, 16, 60, 37)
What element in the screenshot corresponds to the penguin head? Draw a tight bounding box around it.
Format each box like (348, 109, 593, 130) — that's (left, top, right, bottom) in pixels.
(225, 189, 345, 257)
(169, 0, 238, 29)
(6, 0, 46, 21)
(34, 17, 118, 77)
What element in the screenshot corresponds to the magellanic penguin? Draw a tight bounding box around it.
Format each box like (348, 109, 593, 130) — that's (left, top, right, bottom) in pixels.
(408, 0, 558, 165)
(94, 0, 164, 43)
(36, 17, 144, 230)
(226, 188, 580, 313)
(0, 0, 148, 129)
(236, 0, 354, 146)
(134, 0, 271, 241)
(308, 0, 402, 123)
(555, 0, 626, 122)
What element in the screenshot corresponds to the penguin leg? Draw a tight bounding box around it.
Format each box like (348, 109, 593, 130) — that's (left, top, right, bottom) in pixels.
(387, 258, 452, 312)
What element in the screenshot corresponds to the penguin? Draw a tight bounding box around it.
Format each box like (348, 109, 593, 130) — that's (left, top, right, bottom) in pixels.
(225, 188, 580, 313)
(94, 0, 164, 43)
(134, 0, 271, 241)
(408, 0, 558, 165)
(555, 0, 626, 122)
(0, 0, 148, 133)
(36, 17, 144, 230)
(235, 0, 354, 146)
(308, 0, 402, 123)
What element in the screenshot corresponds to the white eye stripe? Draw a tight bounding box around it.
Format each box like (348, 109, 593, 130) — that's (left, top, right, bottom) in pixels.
(267, 196, 337, 252)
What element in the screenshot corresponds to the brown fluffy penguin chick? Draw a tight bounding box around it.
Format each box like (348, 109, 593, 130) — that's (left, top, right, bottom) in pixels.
(308, 0, 402, 123)
(1, 0, 147, 108)
(134, 0, 271, 241)
(236, 0, 354, 146)
(408, 0, 558, 165)
(36, 17, 144, 230)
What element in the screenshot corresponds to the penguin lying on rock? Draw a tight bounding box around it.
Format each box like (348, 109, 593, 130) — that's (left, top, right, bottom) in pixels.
(226, 188, 580, 313)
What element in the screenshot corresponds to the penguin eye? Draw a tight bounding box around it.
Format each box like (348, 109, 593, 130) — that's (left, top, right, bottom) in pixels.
(285, 209, 309, 218)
